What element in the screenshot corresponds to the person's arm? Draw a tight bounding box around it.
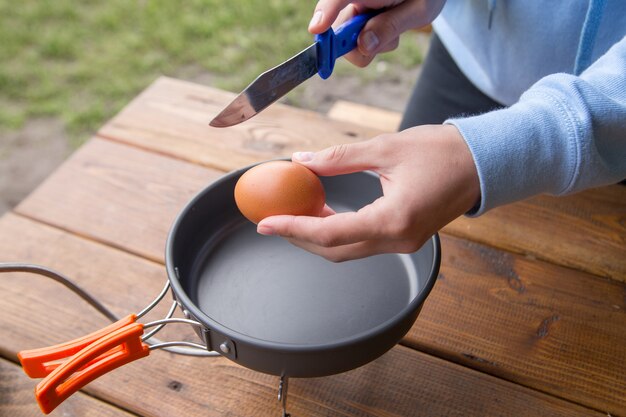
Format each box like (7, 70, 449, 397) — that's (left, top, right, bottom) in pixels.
(451, 35, 626, 215)
(257, 24, 626, 263)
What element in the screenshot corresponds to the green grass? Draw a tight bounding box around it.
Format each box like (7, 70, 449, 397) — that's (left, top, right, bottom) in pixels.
(0, 1, 424, 146)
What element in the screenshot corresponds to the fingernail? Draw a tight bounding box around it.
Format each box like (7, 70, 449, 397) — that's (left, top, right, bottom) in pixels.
(361, 31, 379, 53)
(293, 151, 315, 162)
(257, 224, 275, 236)
(308, 10, 323, 31)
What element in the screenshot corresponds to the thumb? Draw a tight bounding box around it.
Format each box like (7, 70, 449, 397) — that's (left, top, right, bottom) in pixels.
(292, 140, 380, 176)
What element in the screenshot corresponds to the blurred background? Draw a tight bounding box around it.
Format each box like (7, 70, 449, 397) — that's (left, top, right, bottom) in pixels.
(0, 0, 429, 215)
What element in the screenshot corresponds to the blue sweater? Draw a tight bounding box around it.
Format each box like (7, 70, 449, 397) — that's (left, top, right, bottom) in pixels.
(432, 0, 626, 215)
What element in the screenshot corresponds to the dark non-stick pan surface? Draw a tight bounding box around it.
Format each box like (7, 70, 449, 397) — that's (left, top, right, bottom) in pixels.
(194, 220, 419, 345)
(166, 164, 440, 377)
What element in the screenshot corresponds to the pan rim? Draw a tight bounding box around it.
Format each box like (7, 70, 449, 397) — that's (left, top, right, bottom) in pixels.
(165, 162, 441, 353)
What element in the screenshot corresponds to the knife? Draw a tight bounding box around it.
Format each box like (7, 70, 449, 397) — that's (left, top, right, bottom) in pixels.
(210, 11, 379, 128)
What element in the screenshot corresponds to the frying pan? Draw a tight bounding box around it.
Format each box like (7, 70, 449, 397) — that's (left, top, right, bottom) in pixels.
(11, 161, 441, 415)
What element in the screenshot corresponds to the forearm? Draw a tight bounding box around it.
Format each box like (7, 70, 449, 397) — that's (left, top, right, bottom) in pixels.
(448, 36, 626, 215)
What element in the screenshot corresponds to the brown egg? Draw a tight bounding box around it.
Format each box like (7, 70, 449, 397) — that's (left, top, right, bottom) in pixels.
(234, 161, 326, 224)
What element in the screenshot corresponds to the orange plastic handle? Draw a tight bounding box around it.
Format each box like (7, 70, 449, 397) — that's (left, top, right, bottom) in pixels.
(34, 321, 150, 414)
(18, 315, 137, 378)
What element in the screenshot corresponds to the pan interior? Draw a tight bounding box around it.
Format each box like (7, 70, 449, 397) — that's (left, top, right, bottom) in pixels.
(192, 219, 422, 345)
(172, 170, 435, 347)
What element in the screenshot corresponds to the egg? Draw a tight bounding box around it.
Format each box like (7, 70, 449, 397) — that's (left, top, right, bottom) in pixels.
(234, 161, 326, 224)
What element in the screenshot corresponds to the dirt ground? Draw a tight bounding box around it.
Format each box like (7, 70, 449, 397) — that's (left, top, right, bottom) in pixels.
(0, 64, 420, 217)
(0, 118, 72, 215)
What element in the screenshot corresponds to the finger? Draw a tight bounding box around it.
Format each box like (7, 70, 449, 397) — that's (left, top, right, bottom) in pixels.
(343, 36, 399, 67)
(356, 1, 441, 56)
(377, 37, 400, 53)
(257, 199, 389, 247)
(287, 236, 418, 262)
(320, 204, 336, 217)
(332, 3, 358, 30)
(292, 138, 383, 176)
(309, 0, 404, 33)
(308, 0, 353, 33)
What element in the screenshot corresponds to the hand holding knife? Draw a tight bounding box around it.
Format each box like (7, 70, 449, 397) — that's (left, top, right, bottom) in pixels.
(210, 11, 380, 128)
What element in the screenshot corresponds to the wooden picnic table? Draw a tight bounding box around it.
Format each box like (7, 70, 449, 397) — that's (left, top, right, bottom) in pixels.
(1, 76, 625, 417)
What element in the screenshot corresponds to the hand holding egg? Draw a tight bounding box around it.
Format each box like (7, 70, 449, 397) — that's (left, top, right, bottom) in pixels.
(234, 161, 326, 224)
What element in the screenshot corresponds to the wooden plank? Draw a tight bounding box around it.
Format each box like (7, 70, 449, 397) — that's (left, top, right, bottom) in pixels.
(0, 214, 604, 417)
(0, 213, 192, 350)
(26, 117, 626, 283)
(10, 139, 626, 412)
(406, 234, 626, 414)
(444, 186, 626, 281)
(327, 100, 402, 132)
(0, 356, 135, 417)
(326, 100, 626, 281)
(99, 78, 625, 279)
(97, 77, 385, 172)
(16, 138, 223, 263)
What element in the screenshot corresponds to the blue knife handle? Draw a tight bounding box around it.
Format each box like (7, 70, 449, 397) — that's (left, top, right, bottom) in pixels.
(315, 10, 381, 79)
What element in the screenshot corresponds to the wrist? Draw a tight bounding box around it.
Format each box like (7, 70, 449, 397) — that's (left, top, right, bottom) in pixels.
(440, 124, 481, 214)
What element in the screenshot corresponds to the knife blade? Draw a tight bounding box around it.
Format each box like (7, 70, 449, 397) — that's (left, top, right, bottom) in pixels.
(210, 11, 379, 128)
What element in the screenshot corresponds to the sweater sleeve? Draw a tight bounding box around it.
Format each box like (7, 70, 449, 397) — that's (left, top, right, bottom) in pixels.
(447, 35, 626, 216)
